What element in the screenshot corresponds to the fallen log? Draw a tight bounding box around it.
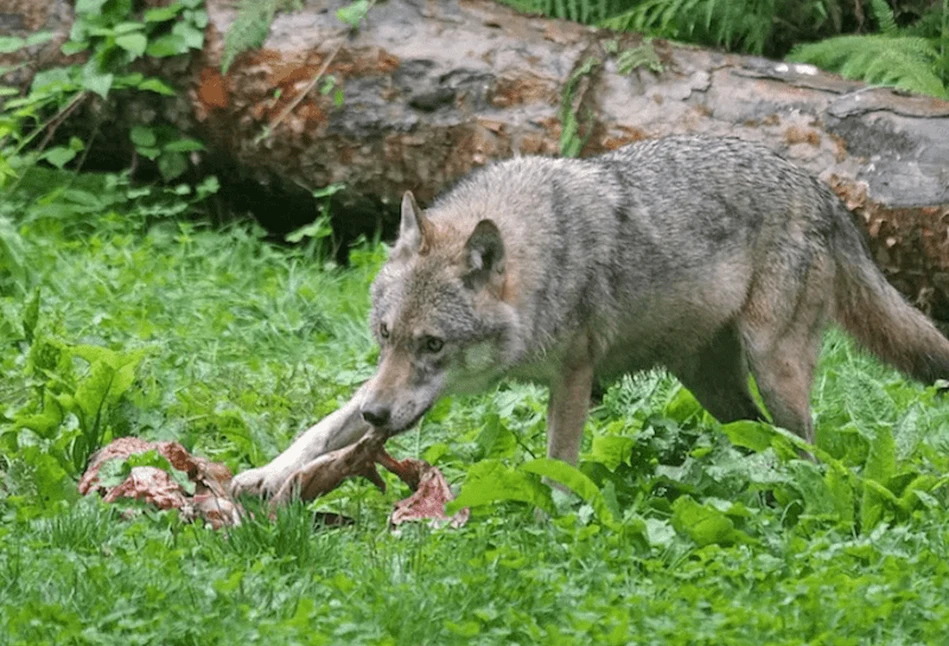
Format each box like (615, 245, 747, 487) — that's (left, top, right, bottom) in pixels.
(7, 0, 949, 318)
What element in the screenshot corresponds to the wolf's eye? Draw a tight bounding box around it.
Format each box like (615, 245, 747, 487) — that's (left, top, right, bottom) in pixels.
(424, 336, 444, 353)
(380, 323, 390, 339)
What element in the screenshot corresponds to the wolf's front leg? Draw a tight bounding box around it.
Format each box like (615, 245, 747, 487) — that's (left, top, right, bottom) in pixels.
(230, 382, 373, 498)
(546, 360, 595, 465)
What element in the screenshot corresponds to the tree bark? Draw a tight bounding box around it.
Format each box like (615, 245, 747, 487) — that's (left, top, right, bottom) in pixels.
(7, 0, 949, 318)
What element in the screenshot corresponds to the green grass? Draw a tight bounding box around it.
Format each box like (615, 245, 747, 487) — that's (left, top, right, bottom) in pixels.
(4, 172, 949, 644)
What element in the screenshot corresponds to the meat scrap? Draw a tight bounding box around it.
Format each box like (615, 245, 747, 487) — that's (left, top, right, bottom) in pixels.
(387, 457, 470, 529)
(273, 429, 469, 529)
(79, 437, 241, 529)
(81, 432, 468, 530)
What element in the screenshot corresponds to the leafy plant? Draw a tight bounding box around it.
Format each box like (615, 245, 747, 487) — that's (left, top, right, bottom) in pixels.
(13, 332, 146, 477)
(789, 0, 949, 98)
(284, 182, 346, 265)
(0, 0, 206, 187)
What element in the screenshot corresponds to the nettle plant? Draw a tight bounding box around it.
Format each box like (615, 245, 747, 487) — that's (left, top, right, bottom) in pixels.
(0, 0, 207, 185)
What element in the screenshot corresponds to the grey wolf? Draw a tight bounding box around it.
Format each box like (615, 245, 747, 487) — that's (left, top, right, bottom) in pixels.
(231, 135, 949, 497)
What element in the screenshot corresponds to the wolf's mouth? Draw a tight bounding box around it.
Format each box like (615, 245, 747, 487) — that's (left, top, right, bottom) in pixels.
(377, 407, 430, 437)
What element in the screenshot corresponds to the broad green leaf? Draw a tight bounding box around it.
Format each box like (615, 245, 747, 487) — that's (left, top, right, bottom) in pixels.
(447, 460, 554, 515)
(644, 518, 677, 547)
(521, 458, 616, 527)
(81, 61, 113, 98)
(789, 460, 838, 517)
(15, 392, 64, 439)
(61, 40, 89, 56)
(115, 72, 145, 87)
(172, 22, 204, 50)
(0, 37, 26, 54)
(17, 446, 76, 502)
(721, 420, 797, 460)
(188, 9, 210, 29)
(672, 496, 754, 546)
(41, 146, 78, 170)
(26, 31, 54, 46)
(721, 420, 773, 452)
(157, 151, 188, 181)
(144, 5, 183, 22)
(137, 78, 176, 95)
(31, 67, 73, 92)
(116, 33, 148, 57)
(136, 146, 162, 161)
(196, 176, 220, 198)
(285, 218, 333, 244)
(663, 385, 703, 422)
(146, 34, 187, 57)
(897, 474, 945, 513)
(336, 1, 371, 28)
(130, 126, 157, 148)
(110, 359, 140, 402)
(0, 215, 27, 287)
(825, 465, 855, 527)
(473, 414, 517, 460)
(74, 361, 115, 423)
(861, 425, 897, 533)
(75, 0, 108, 13)
(864, 426, 897, 483)
(311, 183, 345, 199)
(71, 344, 115, 367)
(588, 434, 635, 471)
(163, 138, 205, 153)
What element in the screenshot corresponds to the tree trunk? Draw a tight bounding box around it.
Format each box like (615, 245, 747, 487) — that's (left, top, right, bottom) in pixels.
(7, 0, 949, 318)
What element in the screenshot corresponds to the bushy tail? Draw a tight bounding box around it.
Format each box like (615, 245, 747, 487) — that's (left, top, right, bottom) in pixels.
(831, 199, 949, 384)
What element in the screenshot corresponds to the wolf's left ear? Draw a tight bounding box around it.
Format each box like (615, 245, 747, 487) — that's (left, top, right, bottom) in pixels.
(463, 219, 505, 290)
(396, 191, 430, 256)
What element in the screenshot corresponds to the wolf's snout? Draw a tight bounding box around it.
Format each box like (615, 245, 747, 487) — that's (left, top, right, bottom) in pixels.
(361, 403, 391, 428)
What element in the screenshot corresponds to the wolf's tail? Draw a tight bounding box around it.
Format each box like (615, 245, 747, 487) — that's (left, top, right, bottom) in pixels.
(830, 196, 949, 384)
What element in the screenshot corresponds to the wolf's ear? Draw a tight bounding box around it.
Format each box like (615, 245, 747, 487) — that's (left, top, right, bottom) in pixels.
(463, 219, 505, 290)
(395, 191, 430, 256)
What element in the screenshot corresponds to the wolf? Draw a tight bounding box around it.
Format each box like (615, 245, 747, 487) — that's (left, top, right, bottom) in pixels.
(231, 135, 949, 497)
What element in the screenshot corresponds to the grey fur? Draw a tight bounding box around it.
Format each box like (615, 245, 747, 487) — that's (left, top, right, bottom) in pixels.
(232, 135, 949, 498)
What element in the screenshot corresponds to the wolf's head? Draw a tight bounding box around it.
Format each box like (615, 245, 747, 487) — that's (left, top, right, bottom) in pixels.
(362, 191, 518, 434)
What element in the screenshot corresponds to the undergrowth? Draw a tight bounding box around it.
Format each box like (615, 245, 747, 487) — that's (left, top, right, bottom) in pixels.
(498, 0, 949, 98)
(3, 169, 949, 643)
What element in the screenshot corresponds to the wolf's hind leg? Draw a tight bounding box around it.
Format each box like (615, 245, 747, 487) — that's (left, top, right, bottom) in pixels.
(230, 382, 373, 498)
(737, 263, 831, 444)
(673, 324, 763, 424)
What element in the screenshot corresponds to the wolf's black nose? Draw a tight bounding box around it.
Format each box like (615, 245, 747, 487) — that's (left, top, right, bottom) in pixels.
(361, 404, 391, 427)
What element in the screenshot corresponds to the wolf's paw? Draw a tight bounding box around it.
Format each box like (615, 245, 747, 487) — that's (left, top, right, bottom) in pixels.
(230, 464, 293, 499)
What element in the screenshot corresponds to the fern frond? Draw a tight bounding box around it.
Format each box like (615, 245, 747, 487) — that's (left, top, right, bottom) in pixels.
(495, 0, 612, 23)
(222, 0, 280, 73)
(600, 0, 777, 55)
(789, 34, 947, 98)
(868, 0, 897, 36)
